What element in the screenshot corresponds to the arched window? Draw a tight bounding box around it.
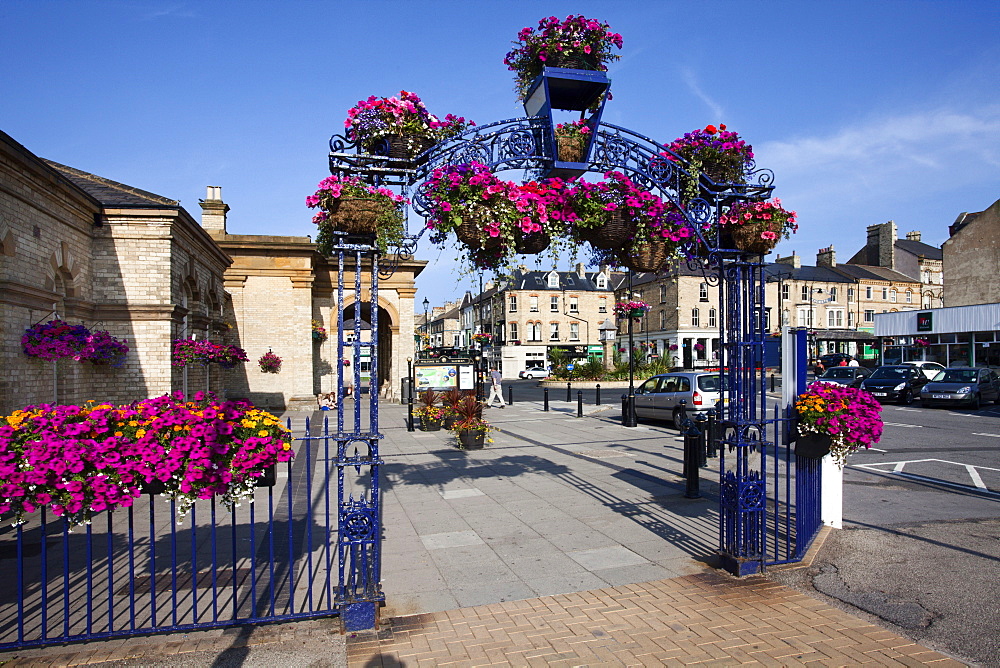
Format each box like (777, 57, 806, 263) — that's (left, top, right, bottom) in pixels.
(905, 290, 912, 304)
(889, 289, 897, 303)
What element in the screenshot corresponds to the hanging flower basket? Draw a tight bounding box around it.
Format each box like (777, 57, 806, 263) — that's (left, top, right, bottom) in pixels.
(515, 229, 551, 254)
(614, 301, 650, 320)
(323, 197, 390, 235)
(720, 198, 798, 255)
(312, 320, 328, 343)
(258, 351, 282, 374)
(794, 382, 883, 467)
(794, 432, 832, 459)
(306, 175, 407, 254)
(618, 239, 669, 273)
(172, 339, 248, 368)
(555, 120, 591, 162)
(662, 124, 754, 202)
(577, 208, 637, 249)
(22, 320, 129, 367)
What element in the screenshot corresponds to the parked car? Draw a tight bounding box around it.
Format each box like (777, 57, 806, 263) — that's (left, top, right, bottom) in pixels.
(633, 372, 726, 426)
(919, 367, 1000, 409)
(900, 360, 947, 380)
(518, 367, 549, 379)
(815, 366, 872, 388)
(819, 353, 852, 368)
(859, 365, 929, 404)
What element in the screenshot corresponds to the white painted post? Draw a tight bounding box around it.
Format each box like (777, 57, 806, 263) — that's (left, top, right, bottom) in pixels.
(821, 457, 844, 528)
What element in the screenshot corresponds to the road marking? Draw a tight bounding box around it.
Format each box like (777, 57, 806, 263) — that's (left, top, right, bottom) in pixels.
(894, 407, 920, 412)
(887, 471, 1000, 498)
(966, 465, 987, 490)
(868, 448, 888, 452)
(946, 412, 987, 417)
(883, 422, 923, 428)
(852, 458, 1000, 495)
(972, 433, 1000, 438)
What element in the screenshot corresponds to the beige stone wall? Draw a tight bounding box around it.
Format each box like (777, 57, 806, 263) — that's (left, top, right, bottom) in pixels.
(943, 199, 1000, 307)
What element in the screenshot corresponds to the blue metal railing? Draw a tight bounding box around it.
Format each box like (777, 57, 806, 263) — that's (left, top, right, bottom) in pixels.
(0, 417, 340, 650)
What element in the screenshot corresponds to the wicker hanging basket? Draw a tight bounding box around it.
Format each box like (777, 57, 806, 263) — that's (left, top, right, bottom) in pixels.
(384, 134, 435, 161)
(620, 239, 670, 273)
(579, 209, 637, 250)
(728, 222, 779, 255)
(556, 135, 586, 162)
(515, 230, 551, 255)
(453, 209, 493, 249)
(324, 197, 389, 234)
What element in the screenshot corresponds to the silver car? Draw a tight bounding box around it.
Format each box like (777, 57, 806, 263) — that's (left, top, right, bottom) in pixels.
(633, 372, 726, 425)
(919, 367, 1000, 409)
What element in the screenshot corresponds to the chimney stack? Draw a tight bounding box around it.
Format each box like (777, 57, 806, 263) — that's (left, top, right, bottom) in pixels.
(906, 230, 922, 242)
(775, 251, 801, 269)
(200, 186, 229, 234)
(816, 245, 836, 267)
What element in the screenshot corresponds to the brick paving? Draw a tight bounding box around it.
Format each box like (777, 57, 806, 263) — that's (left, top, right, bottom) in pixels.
(348, 572, 963, 667)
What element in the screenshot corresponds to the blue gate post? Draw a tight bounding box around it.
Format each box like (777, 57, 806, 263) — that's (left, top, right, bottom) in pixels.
(333, 232, 384, 631)
(718, 256, 769, 576)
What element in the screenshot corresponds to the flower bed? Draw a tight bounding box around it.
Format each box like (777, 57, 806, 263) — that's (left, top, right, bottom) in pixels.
(0, 393, 294, 526)
(172, 339, 248, 368)
(794, 382, 883, 467)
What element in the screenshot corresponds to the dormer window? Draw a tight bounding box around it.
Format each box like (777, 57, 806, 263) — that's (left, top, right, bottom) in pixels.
(596, 273, 608, 289)
(547, 272, 559, 288)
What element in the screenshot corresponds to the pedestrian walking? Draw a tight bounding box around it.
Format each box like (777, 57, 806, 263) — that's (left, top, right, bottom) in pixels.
(813, 359, 825, 376)
(848, 357, 860, 367)
(838, 357, 848, 367)
(487, 368, 505, 408)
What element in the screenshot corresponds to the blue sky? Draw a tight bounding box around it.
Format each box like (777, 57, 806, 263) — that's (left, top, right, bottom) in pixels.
(4, 1, 999, 308)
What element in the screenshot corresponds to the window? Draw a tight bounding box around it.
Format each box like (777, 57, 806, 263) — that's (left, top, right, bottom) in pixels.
(508, 295, 517, 312)
(569, 322, 580, 340)
(509, 323, 518, 341)
(781, 284, 789, 301)
(659, 285, 667, 303)
(598, 297, 607, 313)
(848, 287, 854, 300)
(827, 310, 843, 327)
(691, 308, 700, 327)
(547, 272, 559, 288)
(699, 283, 709, 302)
(569, 296, 578, 313)
(882, 287, 888, 300)
(596, 274, 607, 289)
(830, 287, 837, 301)
(529, 295, 539, 312)
(659, 310, 666, 329)
(889, 289, 897, 303)
(708, 308, 717, 328)
(550, 295, 559, 312)
(801, 285, 809, 301)
(549, 322, 559, 340)
(528, 322, 541, 341)
(797, 308, 811, 326)
(905, 290, 912, 304)
(764, 308, 771, 330)
(864, 309, 875, 323)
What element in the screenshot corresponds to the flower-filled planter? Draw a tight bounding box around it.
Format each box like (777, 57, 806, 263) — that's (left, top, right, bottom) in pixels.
(307, 175, 407, 253)
(344, 91, 474, 164)
(258, 351, 282, 374)
(554, 119, 593, 162)
(22, 320, 129, 367)
(793, 382, 883, 467)
(172, 339, 248, 368)
(312, 320, 328, 343)
(719, 198, 798, 255)
(471, 332, 494, 347)
(425, 162, 562, 271)
(449, 395, 493, 450)
(614, 300, 650, 320)
(0, 393, 294, 526)
(504, 15, 622, 102)
(663, 124, 754, 201)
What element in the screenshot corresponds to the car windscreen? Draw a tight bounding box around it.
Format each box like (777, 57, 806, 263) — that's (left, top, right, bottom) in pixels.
(870, 367, 909, 379)
(822, 369, 855, 379)
(932, 370, 978, 383)
(697, 375, 725, 392)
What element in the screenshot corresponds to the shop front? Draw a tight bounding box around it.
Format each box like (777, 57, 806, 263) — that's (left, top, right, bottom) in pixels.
(874, 303, 1000, 368)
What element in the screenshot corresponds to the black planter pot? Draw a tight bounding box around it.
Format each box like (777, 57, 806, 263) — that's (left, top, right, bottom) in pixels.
(420, 417, 442, 432)
(141, 478, 167, 495)
(795, 432, 832, 459)
(255, 464, 277, 487)
(457, 430, 485, 450)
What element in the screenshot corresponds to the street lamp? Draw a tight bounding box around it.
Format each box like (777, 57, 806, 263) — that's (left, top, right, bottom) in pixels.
(406, 357, 414, 432)
(422, 297, 430, 351)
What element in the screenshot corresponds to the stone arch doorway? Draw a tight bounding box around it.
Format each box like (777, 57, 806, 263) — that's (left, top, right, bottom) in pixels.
(341, 300, 394, 396)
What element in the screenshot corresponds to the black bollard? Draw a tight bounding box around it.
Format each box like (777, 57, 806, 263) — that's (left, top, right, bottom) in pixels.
(507, 385, 513, 407)
(683, 419, 702, 498)
(620, 394, 627, 426)
(543, 387, 549, 412)
(694, 412, 709, 467)
(406, 386, 414, 433)
(770, 373, 776, 393)
(577, 390, 583, 417)
(595, 383, 601, 406)
(566, 382, 572, 403)
(706, 408, 718, 458)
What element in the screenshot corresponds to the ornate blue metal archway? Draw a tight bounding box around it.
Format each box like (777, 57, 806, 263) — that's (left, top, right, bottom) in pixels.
(325, 66, 819, 626)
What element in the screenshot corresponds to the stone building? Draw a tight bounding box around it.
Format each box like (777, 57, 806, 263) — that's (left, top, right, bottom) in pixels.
(846, 220, 943, 308)
(942, 198, 1000, 308)
(0, 130, 423, 414)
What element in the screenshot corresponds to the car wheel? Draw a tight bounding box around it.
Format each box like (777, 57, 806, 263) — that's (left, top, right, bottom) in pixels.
(672, 408, 684, 428)
(899, 389, 912, 405)
(971, 394, 981, 411)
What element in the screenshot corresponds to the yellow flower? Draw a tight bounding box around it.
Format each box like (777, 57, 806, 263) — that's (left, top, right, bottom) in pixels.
(128, 421, 139, 427)
(282, 443, 291, 450)
(258, 430, 268, 437)
(114, 431, 124, 437)
(136, 429, 146, 438)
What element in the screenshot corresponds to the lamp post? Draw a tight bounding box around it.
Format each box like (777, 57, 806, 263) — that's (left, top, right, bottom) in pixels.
(623, 271, 638, 428)
(406, 357, 414, 432)
(422, 297, 430, 352)
(473, 353, 483, 401)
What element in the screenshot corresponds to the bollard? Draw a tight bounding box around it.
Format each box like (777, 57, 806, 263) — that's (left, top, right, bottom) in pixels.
(694, 412, 709, 467)
(683, 419, 702, 498)
(676, 399, 688, 430)
(406, 387, 415, 432)
(621, 394, 627, 426)
(595, 383, 601, 406)
(566, 382, 572, 402)
(507, 385, 513, 407)
(770, 373, 775, 393)
(577, 390, 583, 417)
(543, 387, 549, 412)
(706, 407, 718, 458)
